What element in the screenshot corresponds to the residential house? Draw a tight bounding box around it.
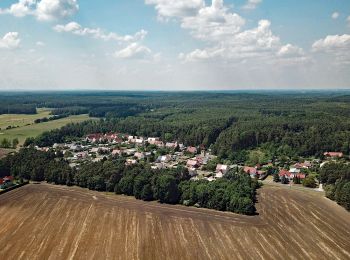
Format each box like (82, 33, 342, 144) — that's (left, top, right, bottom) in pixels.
(216, 164, 229, 175)
(187, 146, 197, 154)
(187, 159, 200, 169)
(324, 152, 344, 158)
(134, 152, 145, 160)
(279, 169, 306, 181)
(166, 142, 178, 149)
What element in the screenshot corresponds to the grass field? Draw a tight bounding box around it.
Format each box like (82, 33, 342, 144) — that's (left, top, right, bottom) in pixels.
(0, 183, 349, 259)
(0, 109, 94, 145)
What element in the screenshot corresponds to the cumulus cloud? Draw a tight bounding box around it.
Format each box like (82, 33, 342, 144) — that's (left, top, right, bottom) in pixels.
(0, 0, 78, 21)
(114, 43, 152, 59)
(53, 22, 147, 43)
(242, 0, 262, 10)
(312, 34, 350, 65)
(145, 0, 204, 19)
(0, 32, 21, 49)
(278, 44, 304, 57)
(181, 0, 245, 41)
(312, 34, 350, 52)
(147, 0, 303, 64)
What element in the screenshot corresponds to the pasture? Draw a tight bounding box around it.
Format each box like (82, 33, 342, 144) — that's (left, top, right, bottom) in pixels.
(0, 110, 93, 145)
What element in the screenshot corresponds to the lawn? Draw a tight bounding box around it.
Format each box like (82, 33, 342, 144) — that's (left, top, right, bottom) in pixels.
(0, 112, 95, 145)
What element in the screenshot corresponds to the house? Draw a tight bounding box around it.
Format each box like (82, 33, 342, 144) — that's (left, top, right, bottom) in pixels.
(166, 142, 178, 149)
(216, 164, 229, 175)
(294, 161, 312, 169)
(324, 152, 343, 158)
(74, 152, 88, 159)
(134, 152, 145, 160)
(86, 134, 104, 143)
(187, 159, 200, 169)
(244, 166, 266, 179)
(126, 159, 137, 165)
(187, 146, 197, 154)
(279, 169, 306, 181)
(157, 155, 172, 163)
(112, 149, 122, 156)
(147, 137, 160, 144)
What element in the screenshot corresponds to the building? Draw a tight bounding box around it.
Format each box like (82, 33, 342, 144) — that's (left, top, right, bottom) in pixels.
(216, 164, 229, 175)
(324, 152, 343, 158)
(187, 146, 198, 154)
(187, 159, 200, 169)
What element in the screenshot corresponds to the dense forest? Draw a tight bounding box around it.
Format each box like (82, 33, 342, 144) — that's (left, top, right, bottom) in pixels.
(3, 91, 347, 163)
(320, 162, 350, 210)
(0, 148, 259, 215)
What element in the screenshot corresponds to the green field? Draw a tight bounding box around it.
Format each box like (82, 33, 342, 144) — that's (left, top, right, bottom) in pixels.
(0, 108, 52, 130)
(0, 110, 94, 145)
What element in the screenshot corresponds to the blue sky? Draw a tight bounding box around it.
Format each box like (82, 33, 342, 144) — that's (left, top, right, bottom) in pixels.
(0, 0, 349, 90)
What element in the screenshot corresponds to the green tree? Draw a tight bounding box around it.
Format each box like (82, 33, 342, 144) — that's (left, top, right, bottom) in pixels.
(154, 175, 180, 204)
(302, 176, 317, 188)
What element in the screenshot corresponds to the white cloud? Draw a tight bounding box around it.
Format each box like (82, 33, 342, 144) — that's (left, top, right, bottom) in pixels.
(331, 12, 339, 20)
(242, 0, 262, 10)
(312, 34, 350, 65)
(53, 22, 147, 43)
(181, 0, 245, 41)
(148, 0, 303, 64)
(312, 34, 350, 52)
(278, 44, 304, 57)
(0, 32, 21, 49)
(145, 0, 204, 19)
(114, 42, 152, 59)
(0, 0, 78, 21)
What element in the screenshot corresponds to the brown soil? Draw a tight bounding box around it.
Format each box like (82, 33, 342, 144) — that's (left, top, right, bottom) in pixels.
(0, 183, 349, 260)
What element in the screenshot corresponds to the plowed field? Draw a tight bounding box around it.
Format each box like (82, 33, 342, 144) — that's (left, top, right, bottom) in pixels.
(0, 183, 349, 260)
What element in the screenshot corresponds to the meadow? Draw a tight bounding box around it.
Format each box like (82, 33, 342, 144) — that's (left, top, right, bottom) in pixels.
(0, 109, 93, 145)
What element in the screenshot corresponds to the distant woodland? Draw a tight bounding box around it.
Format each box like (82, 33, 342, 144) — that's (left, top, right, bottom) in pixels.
(1, 91, 350, 211)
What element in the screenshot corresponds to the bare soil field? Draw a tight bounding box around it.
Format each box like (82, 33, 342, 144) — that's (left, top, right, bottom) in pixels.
(0, 184, 349, 260)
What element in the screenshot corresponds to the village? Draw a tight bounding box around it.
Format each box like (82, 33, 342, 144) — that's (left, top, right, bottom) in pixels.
(33, 132, 347, 189)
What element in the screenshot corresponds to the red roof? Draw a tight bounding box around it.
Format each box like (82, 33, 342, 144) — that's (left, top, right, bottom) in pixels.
(279, 170, 291, 177)
(244, 166, 257, 175)
(324, 152, 343, 158)
(0, 179, 4, 185)
(3, 176, 14, 181)
(187, 146, 197, 153)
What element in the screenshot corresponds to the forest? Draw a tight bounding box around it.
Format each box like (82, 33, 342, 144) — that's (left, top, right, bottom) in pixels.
(3, 91, 347, 163)
(0, 148, 259, 215)
(320, 162, 350, 210)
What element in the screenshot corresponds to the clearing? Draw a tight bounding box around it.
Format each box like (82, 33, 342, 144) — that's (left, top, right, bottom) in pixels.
(0, 109, 94, 145)
(0, 183, 349, 259)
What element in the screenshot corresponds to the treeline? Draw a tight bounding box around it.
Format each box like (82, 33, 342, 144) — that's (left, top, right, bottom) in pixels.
(34, 114, 69, 124)
(0, 148, 259, 215)
(0, 104, 36, 115)
(320, 162, 350, 210)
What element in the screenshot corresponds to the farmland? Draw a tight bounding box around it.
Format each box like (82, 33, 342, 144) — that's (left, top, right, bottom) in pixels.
(0, 110, 94, 145)
(0, 184, 349, 260)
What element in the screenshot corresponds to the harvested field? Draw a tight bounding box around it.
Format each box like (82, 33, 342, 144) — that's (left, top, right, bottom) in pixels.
(0, 184, 349, 260)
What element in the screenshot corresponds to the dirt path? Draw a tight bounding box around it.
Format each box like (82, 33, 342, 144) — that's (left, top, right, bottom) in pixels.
(0, 183, 349, 260)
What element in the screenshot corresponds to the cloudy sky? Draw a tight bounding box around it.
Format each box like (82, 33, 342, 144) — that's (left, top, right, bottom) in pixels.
(0, 0, 349, 90)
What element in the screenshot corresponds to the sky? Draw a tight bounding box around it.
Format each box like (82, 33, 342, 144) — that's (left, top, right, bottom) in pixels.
(0, 0, 349, 91)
